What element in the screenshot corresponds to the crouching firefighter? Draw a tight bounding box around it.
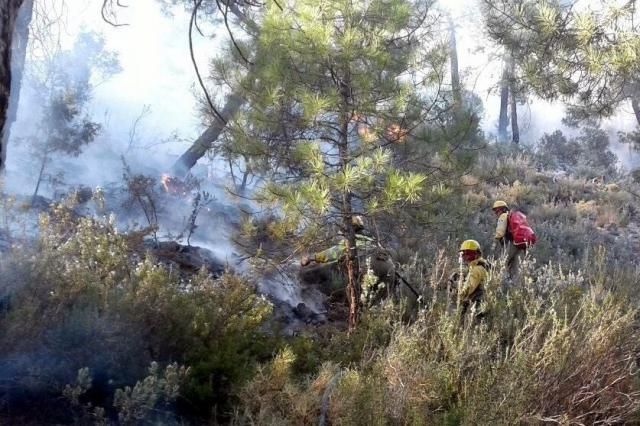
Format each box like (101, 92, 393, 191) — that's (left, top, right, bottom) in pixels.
(300, 216, 396, 296)
(456, 240, 490, 323)
(301, 216, 372, 266)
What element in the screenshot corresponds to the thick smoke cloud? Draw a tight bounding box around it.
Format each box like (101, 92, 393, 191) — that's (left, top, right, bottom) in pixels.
(5, 0, 222, 195)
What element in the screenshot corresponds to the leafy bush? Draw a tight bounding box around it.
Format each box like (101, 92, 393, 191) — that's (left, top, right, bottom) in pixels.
(536, 127, 618, 178)
(0, 206, 273, 423)
(2, 139, 640, 425)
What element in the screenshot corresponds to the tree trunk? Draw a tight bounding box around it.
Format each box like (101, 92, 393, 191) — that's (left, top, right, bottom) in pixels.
(240, 168, 249, 192)
(338, 76, 359, 332)
(498, 61, 509, 142)
(510, 90, 519, 144)
(448, 17, 462, 111)
(0, 0, 25, 172)
(170, 2, 259, 177)
(3, 0, 32, 153)
(171, 92, 244, 176)
(32, 150, 47, 202)
(632, 97, 640, 127)
(509, 58, 519, 145)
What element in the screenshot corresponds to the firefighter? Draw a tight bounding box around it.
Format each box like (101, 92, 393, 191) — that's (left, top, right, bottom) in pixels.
(457, 239, 489, 320)
(300, 216, 374, 266)
(492, 200, 536, 279)
(300, 216, 397, 300)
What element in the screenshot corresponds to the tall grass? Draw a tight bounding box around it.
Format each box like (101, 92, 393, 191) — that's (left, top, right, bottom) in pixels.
(236, 255, 640, 425)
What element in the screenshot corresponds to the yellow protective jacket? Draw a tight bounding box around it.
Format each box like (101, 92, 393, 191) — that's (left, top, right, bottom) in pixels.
(494, 212, 509, 241)
(313, 234, 374, 263)
(459, 258, 489, 302)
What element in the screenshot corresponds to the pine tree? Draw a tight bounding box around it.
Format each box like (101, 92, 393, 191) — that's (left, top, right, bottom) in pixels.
(216, 0, 448, 329)
(26, 32, 120, 200)
(482, 0, 640, 127)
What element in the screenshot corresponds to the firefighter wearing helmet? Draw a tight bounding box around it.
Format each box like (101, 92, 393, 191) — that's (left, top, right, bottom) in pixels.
(457, 239, 490, 318)
(492, 200, 537, 279)
(300, 215, 373, 266)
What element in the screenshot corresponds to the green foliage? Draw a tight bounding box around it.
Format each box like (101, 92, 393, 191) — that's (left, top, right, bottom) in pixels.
(215, 0, 465, 262)
(113, 362, 189, 424)
(0, 206, 273, 423)
(3, 133, 640, 425)
(482, 0, 640, 122)
(536, 127, 618, 178)
(26, 31, 120, 198)
(6, 2, 640, 424)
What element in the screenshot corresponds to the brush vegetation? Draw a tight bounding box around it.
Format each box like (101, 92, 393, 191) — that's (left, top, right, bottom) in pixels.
(2, 0, 640, 424)
(1, 142, 640, 424)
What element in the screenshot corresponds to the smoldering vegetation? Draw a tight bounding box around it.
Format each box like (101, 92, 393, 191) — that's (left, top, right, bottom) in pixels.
(1, 0, 640, 424)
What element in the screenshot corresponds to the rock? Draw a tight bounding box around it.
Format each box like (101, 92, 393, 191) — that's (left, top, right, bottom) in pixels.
(293, 302, 313, 320)
(604, 183, 620, 192)
(299, 262, 344, 299)
(53, 185, 94, 204)
(30, 195, 52, 211)
(74, 186, 94, 204)
(145, 240, 226, 277)
(293, 302, 327, 325)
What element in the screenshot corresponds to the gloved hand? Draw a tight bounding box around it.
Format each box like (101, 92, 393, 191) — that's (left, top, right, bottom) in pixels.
(300, 255, 311, 266)
(448, 271, 460, 283)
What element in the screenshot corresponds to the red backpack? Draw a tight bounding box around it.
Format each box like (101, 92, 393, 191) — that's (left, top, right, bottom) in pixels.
(507, 211, 537, 247)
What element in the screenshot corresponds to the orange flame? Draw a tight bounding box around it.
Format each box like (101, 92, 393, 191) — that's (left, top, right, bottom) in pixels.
(161, 173, 173, 193)
(160, 173, 191, 195)
(384, 123, 407, 143)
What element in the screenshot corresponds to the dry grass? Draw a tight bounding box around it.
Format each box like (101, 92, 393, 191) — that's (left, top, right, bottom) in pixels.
(235, 256, 640, 425)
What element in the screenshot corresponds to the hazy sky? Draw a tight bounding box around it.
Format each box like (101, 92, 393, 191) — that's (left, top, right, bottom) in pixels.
(7, 0, 216, 191)
(64, 0, 211, 152)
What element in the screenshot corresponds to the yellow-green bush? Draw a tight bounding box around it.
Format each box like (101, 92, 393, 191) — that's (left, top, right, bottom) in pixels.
(0, 206, 273, 423)
(3, 148, 640, 424)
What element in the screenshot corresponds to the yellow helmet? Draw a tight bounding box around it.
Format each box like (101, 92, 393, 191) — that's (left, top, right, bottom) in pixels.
(352, 215, 364, 228)
(459, 239, 481, 252)
(492, 200, 508, 209)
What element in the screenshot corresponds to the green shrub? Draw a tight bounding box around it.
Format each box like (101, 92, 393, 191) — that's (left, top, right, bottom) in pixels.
(0, 207, 273, 423)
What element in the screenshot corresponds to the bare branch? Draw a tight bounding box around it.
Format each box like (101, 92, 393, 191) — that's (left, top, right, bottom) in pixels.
(101, 0, 129, 27)
(190, 0, 226, 125)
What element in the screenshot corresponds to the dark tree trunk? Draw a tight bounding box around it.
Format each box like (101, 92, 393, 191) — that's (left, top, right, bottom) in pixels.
(170, 2, 258, 177)
(339, 126, 359, 331)
(0, 0, 25, 172)
(3, 0, 32, 153)
(337, 73, 359, 332)
(510, 90, 519, 144)
(32, 150, 48, 202)
(509, 58, 519, 144)
(632, 97, 640, 127)
(338, 104, 360, 331)
(448, 17, 462, 110)
(498, 61, 509, 142)
(171, 92, 244, 177)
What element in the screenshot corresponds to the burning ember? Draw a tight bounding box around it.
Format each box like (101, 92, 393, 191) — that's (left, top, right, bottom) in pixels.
(384, 123, 408, 143)
(161, 173, 193, 195)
